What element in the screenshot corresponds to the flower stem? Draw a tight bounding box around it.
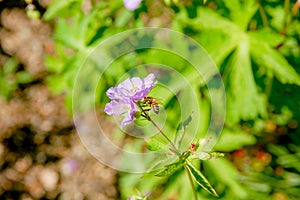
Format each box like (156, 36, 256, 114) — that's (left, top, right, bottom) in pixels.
(137, 101, 179, 153)
(148, 116, 178, 152)
(184, 165, 198, 200)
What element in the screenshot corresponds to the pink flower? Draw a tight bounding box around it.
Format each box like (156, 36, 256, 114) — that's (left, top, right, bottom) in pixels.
(123, 0, 142, 11)
(104, 99, 138, 129)
(104, 74, 157, 128)
(106, 73, 156, 101)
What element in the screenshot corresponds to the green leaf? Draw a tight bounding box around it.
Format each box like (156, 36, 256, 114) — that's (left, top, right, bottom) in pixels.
(185, 161, 219, 197)
(248, 28, 285, 48)
(146, 137, 167, 151)
(155, 161, 184, 177)
(174, 112, 196, 150)
(54, 19, 85, 50)
(195, 7, 242, 34)
(196, 31, 239, 66)
(175, 7, 242, 67)
(265, 6, 285, 31)
(26, 10, 40, 19)
(214, 128, 256, 151)
(226, 37, 267, 125)
(115, 9, 134, 27)
(224, 0, 257, 30)
(3, 57, 18, 75)
(205, 159, 248, 198)
(78, 6, 106, 46)
(16, 72, 34, 84)
(182, 112, 193, 127)
(249, 33, 300, 86)
(43, 0, 81, 20)
(174, 112, 193, 145)
(45, 56, 65, 73)
(0, 76, 17, 100)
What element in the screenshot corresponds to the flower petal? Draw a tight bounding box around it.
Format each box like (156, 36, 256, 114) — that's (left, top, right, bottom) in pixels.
(131, 77, 143, 89)
(105, 74, 157, 128)
(144, 73, 156, 87)
(104, 100, 129, 115)
(123, 0, 142, 11)
(121, 112, 134, 129)
(143, 73, 157, 95)
(106, 87, 124, 99)
(120, 100, 138, 128)
(118, 78, 133, 91)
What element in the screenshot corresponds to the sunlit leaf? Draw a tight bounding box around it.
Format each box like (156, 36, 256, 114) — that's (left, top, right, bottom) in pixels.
(16, 72, 34, 84)
(146, 137, 167, 151)
(54, 19, 84, 50)
(224, 0, 257, 30)
(115, 9, 134, 27)
(196, 7, 242, 34)
(249, 34, 300, 86)
(226, 38, 267, 125)
(3, 57, 18, 75)
(214, 128, 256, 151)
(248, 28, 285, 48)
(205, 159, 248, 199)
(155, 161, 184, 177)
(45, 56, 65, 73)
(174, 112, 193, 148)
(185, 161, 219, 197)
(43, 0, 81, 20)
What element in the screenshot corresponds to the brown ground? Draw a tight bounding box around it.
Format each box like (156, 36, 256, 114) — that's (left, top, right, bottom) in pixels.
(0, 3, 118, 200)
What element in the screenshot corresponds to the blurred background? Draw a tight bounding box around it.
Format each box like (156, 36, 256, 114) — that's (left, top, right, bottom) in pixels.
(0, 0, 300, 199)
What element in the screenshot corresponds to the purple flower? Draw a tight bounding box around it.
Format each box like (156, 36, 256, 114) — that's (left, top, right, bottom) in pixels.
(123, 0, 142, 11)
(104, 99, 139, 129)
(106, 73, 157, 101)
(104, 74, 157, 129)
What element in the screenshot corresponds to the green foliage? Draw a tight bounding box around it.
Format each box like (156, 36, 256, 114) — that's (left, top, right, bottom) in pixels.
(0, 58, 34, 100)
(214, 128, 256, 152)
(146, 137, 166, 151)
(205, 158, 248, 199)
(249, 32, 300, 85)
(174, 112, 194, 149)
(155, 161, 184, 177)
(42, 0, 300, 199)
(225, 38, 267, 125)
(186, 161, 219, 197)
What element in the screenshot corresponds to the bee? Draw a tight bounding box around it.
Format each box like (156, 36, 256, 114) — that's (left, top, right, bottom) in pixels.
(144, 96, 160, 114)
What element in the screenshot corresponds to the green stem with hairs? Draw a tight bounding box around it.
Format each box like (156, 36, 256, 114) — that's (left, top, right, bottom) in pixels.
(144, 110, 179, 152)
(137, 101, 179, 153)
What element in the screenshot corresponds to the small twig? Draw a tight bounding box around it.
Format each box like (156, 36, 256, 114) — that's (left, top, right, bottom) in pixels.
(184, 165, 198, 200)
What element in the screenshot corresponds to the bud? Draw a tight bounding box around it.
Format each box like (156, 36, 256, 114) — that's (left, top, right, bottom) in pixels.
(189, 143, 198, 152)
(134, 111, 142, 118)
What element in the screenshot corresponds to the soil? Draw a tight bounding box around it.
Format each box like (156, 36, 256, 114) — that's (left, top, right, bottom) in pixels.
(0, 2, 118, 200)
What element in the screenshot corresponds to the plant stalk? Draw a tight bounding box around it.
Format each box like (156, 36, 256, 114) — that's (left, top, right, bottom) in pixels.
(137, 101, 179, 153)
(147, 112, 179, 152)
